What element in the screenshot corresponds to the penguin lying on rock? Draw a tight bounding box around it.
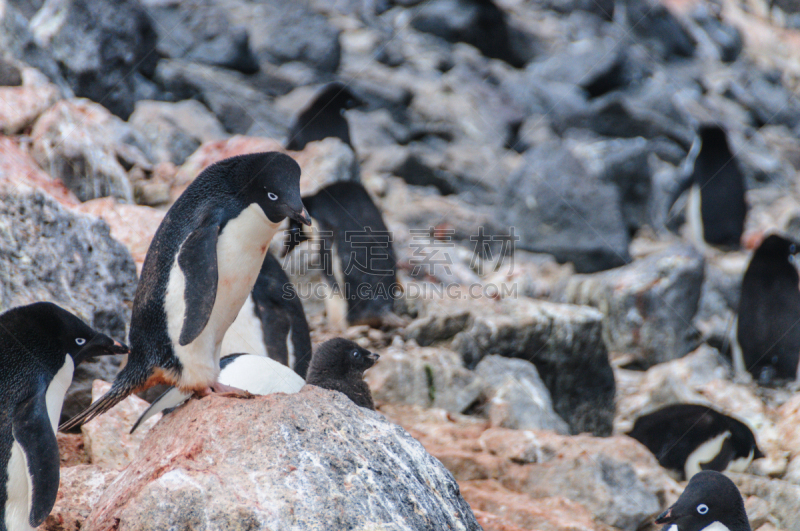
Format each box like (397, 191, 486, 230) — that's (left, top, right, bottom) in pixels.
(656, 470, 751, 531)
(221, 252, 312, 378)
(0, 302, 128, 531)
(627, 404, 762, 480)
(131, 338, 379, 432)
(61, 152, 310, 431)
(283, 181, 403, 330)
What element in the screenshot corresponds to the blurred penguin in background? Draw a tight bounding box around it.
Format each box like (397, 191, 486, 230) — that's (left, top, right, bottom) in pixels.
(285, 82, 365, 151)
(667, 125, 747, 252)
(734, 233, 800, 384)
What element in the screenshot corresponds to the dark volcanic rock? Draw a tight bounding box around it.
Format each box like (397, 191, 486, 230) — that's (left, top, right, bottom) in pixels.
(536, 0, 614, 19)
(29, 0, 159, 119)
(84, 389, 482, 531)
(0, 191, 136, 421)
(410, 0, 535, 68)
(223, 0, 342, 73)
(500, 141, 630, 273)
(622, 0, 696, 60)
(143, 0, 258, 74)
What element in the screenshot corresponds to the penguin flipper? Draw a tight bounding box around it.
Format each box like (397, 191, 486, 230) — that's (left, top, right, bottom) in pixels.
(12, 383, 59, 527)
(666, 171, 694, 213)
(178, 222, 221, 346)
(130, 387, 191, 434)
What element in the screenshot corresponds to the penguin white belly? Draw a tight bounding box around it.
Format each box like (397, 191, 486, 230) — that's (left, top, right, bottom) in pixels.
(220, 295, 268, 358)
(45, 356, 74, 432)
(5, 442, 33, 531)
(685, 431, 730, 479)
(727, 448, 754, 473)
(219, 355, 304, 395)
(167, 204, 281, 390)
(325, 240, 348, 331)
(286, 324, 295, 369)
(700, 522, 732, 531)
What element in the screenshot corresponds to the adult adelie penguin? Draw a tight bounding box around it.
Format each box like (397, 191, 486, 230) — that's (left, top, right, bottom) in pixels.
(61, 152, 311, 430)
(735, 233, 800, 383)
(283, 181, 402, 330)
(655, 470, 751, 531)
(285, 82, 364, 151)
(627, 404, 762, 480)
(220, 252, 312, 377)
(0, 302, 128, 531)
(667, 125, 747, 250)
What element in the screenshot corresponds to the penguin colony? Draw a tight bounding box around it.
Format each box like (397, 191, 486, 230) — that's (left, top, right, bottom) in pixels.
(0, 89, 787, 528)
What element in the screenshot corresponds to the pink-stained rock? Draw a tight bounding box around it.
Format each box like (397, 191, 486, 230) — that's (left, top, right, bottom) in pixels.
(56, 433, 89, 468)
(0, 66, 60, 134)
(76, 198, 166, 274)
(82, 380, 161, 470)
(0, 136, 79, 206)
(38, 465, 120, 531)
(84, 387, 481, 531)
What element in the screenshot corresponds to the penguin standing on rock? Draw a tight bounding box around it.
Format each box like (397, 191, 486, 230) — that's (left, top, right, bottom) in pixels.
(667, 125, 747, 251)
(735, 233, 800, 383)
(283, 181, 403, 330)
(285, 82, 365, 151)
(61, 152, 311, 430)
(627, 404, 762, 480)
(221, 252, 312, 377)
(0, 302, 129, 531)
(655, 470, 751, 531)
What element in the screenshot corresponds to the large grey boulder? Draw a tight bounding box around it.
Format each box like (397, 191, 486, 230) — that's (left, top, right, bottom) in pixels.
(0, 191, 137, 421)
(84, 388, 482, 531)
(29, 0, 159, 119)
(556, 244, 704, 368)
(500, 141, 630, 273)
(142, 0, 258, 74)
(414, 296, 615, 436)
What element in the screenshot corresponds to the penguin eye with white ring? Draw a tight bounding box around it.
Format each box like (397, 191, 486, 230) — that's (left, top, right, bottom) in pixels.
(75, 338, 86, 346)
(352, 350, 361, 358)
(268, 192, 278, 201)
(697, 504, 709, 515)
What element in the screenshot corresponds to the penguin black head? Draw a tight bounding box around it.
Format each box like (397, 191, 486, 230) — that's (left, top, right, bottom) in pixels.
(286, 83, 365, 151)
(696, 124, 733, 161)
(282, 219, 313, 257)
(309, 337, 379, 377)
(753, 233, 799, 261)
(6, 302, 130, 365)
(315, 82, 366, 115)
(656, 471, 750, 531)
(222, 152, 311, 226)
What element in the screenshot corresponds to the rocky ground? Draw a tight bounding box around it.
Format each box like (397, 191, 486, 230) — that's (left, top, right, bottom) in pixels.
(2, 0, 800, 529)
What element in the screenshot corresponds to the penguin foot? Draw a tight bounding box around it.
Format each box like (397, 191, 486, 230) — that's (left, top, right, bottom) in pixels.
(194, 383, 255, 399)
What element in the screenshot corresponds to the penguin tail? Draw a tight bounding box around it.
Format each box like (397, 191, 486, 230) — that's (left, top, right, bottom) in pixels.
(130, 387, 191, 434)
(59, 381, 136, 431)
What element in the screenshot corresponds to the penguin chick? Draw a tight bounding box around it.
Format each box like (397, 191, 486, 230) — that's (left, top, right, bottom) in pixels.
(736, 233, 800, 383)
(283, 181, 401, 330)
(0, 302, 128, 531)
(221, 252, 312, 378)
(305, 338, 379, 410)
(627, 404, 762, 481)
(60, 152, 310, 431)
(655, 470, 751, 531)
(667, 124, 747, 250)
(285, 82, 365, 151)
(130, 353, 305, 433)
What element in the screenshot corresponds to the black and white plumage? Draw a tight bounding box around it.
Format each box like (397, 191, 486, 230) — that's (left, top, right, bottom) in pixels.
(221, 252, 312, 378)
(305, 338, 379, 410)
(283, 181, 401, 330)
(655, 470, 751, 531)
(130, 352, 305, 433)
(285, 82, 364, 151)
(668, 125, 747, 250)
(61, 152, 311, 431)
(133, 337, 379, 431)
(735, 234, 800, 383)
(0, 302, 128, 531)
(627, 404, 762, 480)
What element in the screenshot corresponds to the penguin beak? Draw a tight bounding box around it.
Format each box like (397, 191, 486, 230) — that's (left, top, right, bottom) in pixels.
(74, 334, 130, 363)
(290, 206, 312, 226)
(367, 352, 380, 363)
(655, 507, 675, 525)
